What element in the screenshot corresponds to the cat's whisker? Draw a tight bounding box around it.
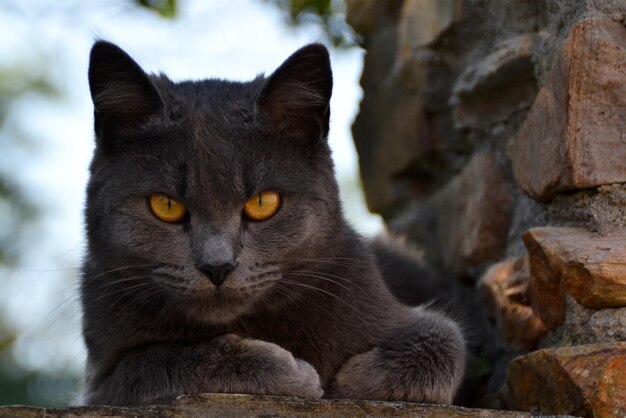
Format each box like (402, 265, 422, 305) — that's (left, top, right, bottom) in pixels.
(43, 301, 81, 331)
(113, 290, 156, 318)
(280, 279, 360, 313)
(237, 318, 252, 338)
(37, 275, 94, 330)
(286, 270, 371, 300)
(22, 266, 82, 273)
(281, 271, 354, 293)
(290, 256, 420, 274)
(84, 275, 150, 291)
(82, 275, 152, 294)
(90, 263, 161, 280)
(283, 266, 354, 281)
(132, 288, 167, 314)
(269, 282, 307, 306)
(41, 290, 83, 321)
(289, 256, 373, 265)
(280, 268, 371, 295)
(268, 256, 374, 274)
(34, 294, 84, 338)
(16, 274, 78, 334)
(272, 281, 341, 314)
(81, 278, 155, 308)
(114, 285, 163, 314)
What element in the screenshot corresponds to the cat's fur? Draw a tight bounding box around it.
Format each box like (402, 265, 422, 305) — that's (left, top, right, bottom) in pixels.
(81, 41, 465, 406)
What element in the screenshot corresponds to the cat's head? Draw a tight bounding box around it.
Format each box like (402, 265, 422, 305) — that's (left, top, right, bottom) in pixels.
(84, 41, 339, 324)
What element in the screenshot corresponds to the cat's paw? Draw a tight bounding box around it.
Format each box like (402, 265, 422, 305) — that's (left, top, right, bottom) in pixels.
(327, 348, 457, 404)
(290, 358, 324, 398)
(326, 310, 465, 404)
(239, 338, 323, 398)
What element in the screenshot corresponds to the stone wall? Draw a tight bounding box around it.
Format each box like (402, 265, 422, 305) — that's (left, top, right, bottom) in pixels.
(345, 1, 626, 416)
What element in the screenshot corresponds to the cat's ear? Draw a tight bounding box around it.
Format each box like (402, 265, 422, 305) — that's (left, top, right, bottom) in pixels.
(256, 44, 333, 139)
(88, 41, 163, 136)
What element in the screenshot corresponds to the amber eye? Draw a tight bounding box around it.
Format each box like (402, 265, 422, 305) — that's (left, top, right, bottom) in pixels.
(149, 193, 187, 223)
(243, 191, 281, 221)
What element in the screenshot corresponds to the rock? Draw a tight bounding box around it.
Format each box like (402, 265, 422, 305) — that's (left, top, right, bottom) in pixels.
(564, 260, 626, 310)
(350, 0, 418, 215)
(453, 33, 534, 96)
(353, 49, 460, 215)
(512, 18, 626, 201)
(346, 0, 405, 38)
(479, 257, 547, 350)
(522, 228, 568, 329)
(547, 183, 626, 234)
(0, 393, 536, 417)
(562, 294, 626, 345)
(351, 0, 468, 216)
(577, 0, 626, 20)
(397, 0, 463, 59)
(346, 0, 626, 414)
(524, 227, 626, 326)
(345, 0, 377, 36)
(353, 54, 428, 214)
(433, 152, 512, 279)
(452, 34, 537, 128)
(507, 342, 626, 417)
(504, 190, 547, 258)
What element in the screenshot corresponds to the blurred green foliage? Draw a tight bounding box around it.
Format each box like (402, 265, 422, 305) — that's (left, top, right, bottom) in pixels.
(137, 0, 177, 18)
(0, 58, 59, 266)
(0, 178, 36, 266)
(0, 60, 71, 407)
(266, 0, 356, 47)
(0, 321, 78, 407)
(0, 1, 180, 407)
(135, 0, 356, 46)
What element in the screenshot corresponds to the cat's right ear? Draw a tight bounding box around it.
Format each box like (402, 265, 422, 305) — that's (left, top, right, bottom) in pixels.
(88, 41, 163, 138)
(255, 44, 333, 140)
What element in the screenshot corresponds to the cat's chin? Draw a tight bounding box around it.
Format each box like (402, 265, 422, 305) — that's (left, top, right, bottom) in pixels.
(181, 288, 261, 325)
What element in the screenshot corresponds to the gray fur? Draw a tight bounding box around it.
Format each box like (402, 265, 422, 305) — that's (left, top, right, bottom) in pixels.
(81, 41, 466, 406)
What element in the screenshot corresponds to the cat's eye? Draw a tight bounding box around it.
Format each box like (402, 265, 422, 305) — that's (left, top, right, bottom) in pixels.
(149, 193, 187, 223)
(243, 190, 281, 221)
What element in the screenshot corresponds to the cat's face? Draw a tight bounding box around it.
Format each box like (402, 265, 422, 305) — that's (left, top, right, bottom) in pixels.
(85, 42, 336, 323)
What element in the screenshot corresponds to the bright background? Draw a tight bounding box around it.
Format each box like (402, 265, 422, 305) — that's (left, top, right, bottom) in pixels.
(0, 0, 380, 406)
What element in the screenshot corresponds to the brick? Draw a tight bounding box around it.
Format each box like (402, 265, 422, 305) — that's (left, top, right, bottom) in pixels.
(512, 18, 626, 200)
(524, 227, 626, 325)
(507, 343, 626, 417)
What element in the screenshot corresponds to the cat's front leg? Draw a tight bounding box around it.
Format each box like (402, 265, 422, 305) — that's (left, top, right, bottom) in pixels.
(326, 309, 465, 404)
(85, 333, 322, 405)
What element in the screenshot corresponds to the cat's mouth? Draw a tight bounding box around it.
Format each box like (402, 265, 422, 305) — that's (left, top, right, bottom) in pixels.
(179, 279, 277, 324)
(151, 265, 280, 324)
(185, 292, 253, 324)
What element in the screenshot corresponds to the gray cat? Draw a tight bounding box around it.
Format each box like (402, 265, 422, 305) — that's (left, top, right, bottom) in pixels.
(81, 41, 466, 406)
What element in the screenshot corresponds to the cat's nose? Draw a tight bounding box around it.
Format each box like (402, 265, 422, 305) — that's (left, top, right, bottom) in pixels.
(197, 262, 236, 287)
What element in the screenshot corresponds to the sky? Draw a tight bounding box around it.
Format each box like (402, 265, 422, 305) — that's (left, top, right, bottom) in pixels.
(0, 0, 381, 401)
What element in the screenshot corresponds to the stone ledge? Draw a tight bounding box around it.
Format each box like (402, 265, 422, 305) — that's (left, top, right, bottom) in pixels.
(0, 393, 546, 418)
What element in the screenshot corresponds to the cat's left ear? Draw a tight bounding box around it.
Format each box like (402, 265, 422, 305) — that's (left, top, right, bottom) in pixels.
(256, 44, 333, 139)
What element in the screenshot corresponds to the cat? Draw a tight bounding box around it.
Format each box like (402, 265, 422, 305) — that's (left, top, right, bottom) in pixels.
(81, 40, 466, 406)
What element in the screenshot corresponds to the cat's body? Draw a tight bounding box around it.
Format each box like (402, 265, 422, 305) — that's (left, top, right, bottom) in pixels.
(81, 41, 465, 406)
